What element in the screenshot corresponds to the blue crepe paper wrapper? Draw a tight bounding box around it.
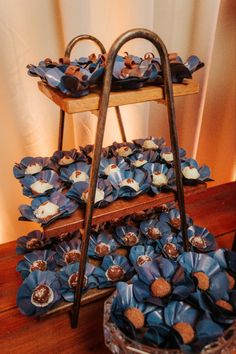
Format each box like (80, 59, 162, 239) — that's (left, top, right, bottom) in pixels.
(88, 231, 119, 259)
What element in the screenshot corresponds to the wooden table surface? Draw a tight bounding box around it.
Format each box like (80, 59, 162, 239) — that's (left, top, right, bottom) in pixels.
(0, 182, 235, 354)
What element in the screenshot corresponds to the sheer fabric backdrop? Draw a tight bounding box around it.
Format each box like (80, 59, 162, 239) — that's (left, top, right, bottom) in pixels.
(0, 0, 235, 243)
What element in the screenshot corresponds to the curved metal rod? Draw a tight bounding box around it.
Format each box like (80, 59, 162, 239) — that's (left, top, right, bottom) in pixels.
(71, 28, 189, 328)
(64, 34, 106, 58)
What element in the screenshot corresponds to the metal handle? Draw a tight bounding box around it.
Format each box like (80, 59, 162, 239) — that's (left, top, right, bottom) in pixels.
(64, 34, 106, 58)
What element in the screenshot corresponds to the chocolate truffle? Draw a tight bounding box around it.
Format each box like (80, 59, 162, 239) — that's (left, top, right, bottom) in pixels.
(163, 243, 179, 259)
(137, 255, 152, 266)
(106, 265, 124, 281)
(190, 236, 207, 249)
(216, 299, 233, 312)
(64, 250, 81, 264)
(30, 260, 47, 272)
(147, 227, 161, 240)
(95, 243, 110, 257)
(173, 322, 195, 344)
(226, 272, 235, 290)
(124, 307, 145, 329)
(151, 277, 172, 298)
(170, 218, 181, 229)
(123, 232, 139, 246)
(31, 284, 53, 306)
(26, 238, 42, 250)
(68, 272, 88, 289)
(193, 271, 210, 291)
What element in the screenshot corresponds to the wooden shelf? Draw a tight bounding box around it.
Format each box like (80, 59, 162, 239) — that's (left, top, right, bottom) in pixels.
(38, 79, 199, 114)
(44, 184, 206, 237)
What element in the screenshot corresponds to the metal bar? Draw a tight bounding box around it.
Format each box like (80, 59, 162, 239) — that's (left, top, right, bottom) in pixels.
(58, 35, 106, 150)
(71, 28, 189, 328)
(58, 109, 65, 150)
(64, 34, 106, 57)
(114, 106, 127, 142)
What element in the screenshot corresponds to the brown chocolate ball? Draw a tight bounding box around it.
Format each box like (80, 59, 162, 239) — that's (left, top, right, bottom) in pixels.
(26, 238, 42, 250)
(173, 322, 195, 344)
(150, 277, 172, 298)
(147, 227, 161, 240)
(95, 243, 110, 257)
(163, 243, 179, 259)
(124, 307, 145, 329)
(64, 250, 81, 264)
(137, 255, 152, 266)
(106, 265, 124, 281)
(30, 260, 47, 272)
(193, 271, 210, 291)
(68, 272, 88, 289)
(123, 232, 139, 246)
(170, 218, 181, 229)
(216, 299, 233, 312)
(32, 284, 51, 305)
(190, 236, 207, 249)
(226, 272, 235, 290)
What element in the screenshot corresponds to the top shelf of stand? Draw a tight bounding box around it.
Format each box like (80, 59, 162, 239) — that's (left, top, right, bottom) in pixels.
(38, 79, 199, 114)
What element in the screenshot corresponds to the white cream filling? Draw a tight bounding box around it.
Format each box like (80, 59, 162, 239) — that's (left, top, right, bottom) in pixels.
(104, 164, 120, 176)
(142, 140, 159, 150)
(182, 166, 200, 179)
(30, 180, 53, 194)
(120, 178, 140, 192)
(31, 285, 54, 307)
(81, 188, 105, 204)
(69, 170, 88, 183)
(162, 152, 173, 162)
(33, 201, 59, 220)
(116, 146, 132, 157)
(25, 163, 43, 175)
(152, 172, 168, 186)
(58, 156, 75, 166)
(133, 159, 148, 167)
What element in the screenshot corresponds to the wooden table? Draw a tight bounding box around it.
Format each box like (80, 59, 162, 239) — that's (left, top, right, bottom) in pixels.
(0, 182, 235, 354)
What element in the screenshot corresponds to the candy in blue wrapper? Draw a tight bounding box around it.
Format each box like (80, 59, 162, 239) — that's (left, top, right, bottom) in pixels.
(140, 219, 171, 244)
(115, 225, 141, 247)
(60, 162, 90, 184)
(126, 150, 158, 168)
(181, 158, 211, 183)
(160, 207, 193, 230)
(129, 245, 157, 270)
(16, 230, 50, 254)
(157, 233, 183, 260)
(88, 231, 118, 259)
(159, 146, 186, 165)
(13, 156, 52, 179)
(17, 250, 56, 279)
(111, 141, 137, 158)
(99, 156, 129, 177)
(182, 225, 217, 253)
(142, 163, 176, 194)
(51, 148, 86, 167)
(133, 137, 165, 151)
(55, 238, 82, 267)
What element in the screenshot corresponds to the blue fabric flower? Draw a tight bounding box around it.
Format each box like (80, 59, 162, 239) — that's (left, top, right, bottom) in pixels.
(210, 249, 236, 290)
(178, 252, 230, 306)
(16, 230, 50, 254)
(99, 156, 129, 177)
(55, 238, 82, 267)
(17, 270, 61, 316)
(67, 179, 118, 207)
(108, 168, 150, 198)
(126, 150, 158, 168)
(79, 144, 110, 161)
(115, 225, 141, 247)
(19, 191, 78, 225)
(13, 156, 52, 179)
(111, 282, 156, 338)
(60, 162, 90, 184)
(133, 256, 194, 306)
(129, 245, 157, 270)
(94, 254, 133, 288)
(163, 301, 223, 353)
(133, 137, 165, 151)
(58, 262, 98, 302)
(51, 148, 86, 167)
(157, 233, 184, 260)
(111, 142, 137, 158)
(181, 158, 211, 183)
(16, 250, 56, 279)
(142, 163, 175, 194)
(20, 170, 62, 198)
(160, 146, 186, 165)
(181, 225, 217, 253)
(140, 219, 171, 244)
(159, 207, 193, 230)
(88, 231, 118, 259)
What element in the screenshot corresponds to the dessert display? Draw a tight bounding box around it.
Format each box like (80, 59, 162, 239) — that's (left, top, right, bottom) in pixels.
(14, 136, 211, 226)
(27, 52, 204, 97)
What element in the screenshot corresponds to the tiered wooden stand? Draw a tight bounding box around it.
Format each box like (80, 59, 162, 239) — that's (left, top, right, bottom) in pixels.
(28, 29, 204, 327)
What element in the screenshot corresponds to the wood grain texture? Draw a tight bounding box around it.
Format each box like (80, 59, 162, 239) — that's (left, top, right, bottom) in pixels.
(44, 184, 206, 238)
(38, 79, 199, 114)
(0, 182, 235, 354)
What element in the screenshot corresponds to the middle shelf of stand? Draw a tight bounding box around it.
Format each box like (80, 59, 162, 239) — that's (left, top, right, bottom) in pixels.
(44, 184, 206, 237)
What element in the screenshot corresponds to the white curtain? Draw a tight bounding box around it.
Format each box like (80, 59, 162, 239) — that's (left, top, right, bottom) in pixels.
(0, 0, 235, 243)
